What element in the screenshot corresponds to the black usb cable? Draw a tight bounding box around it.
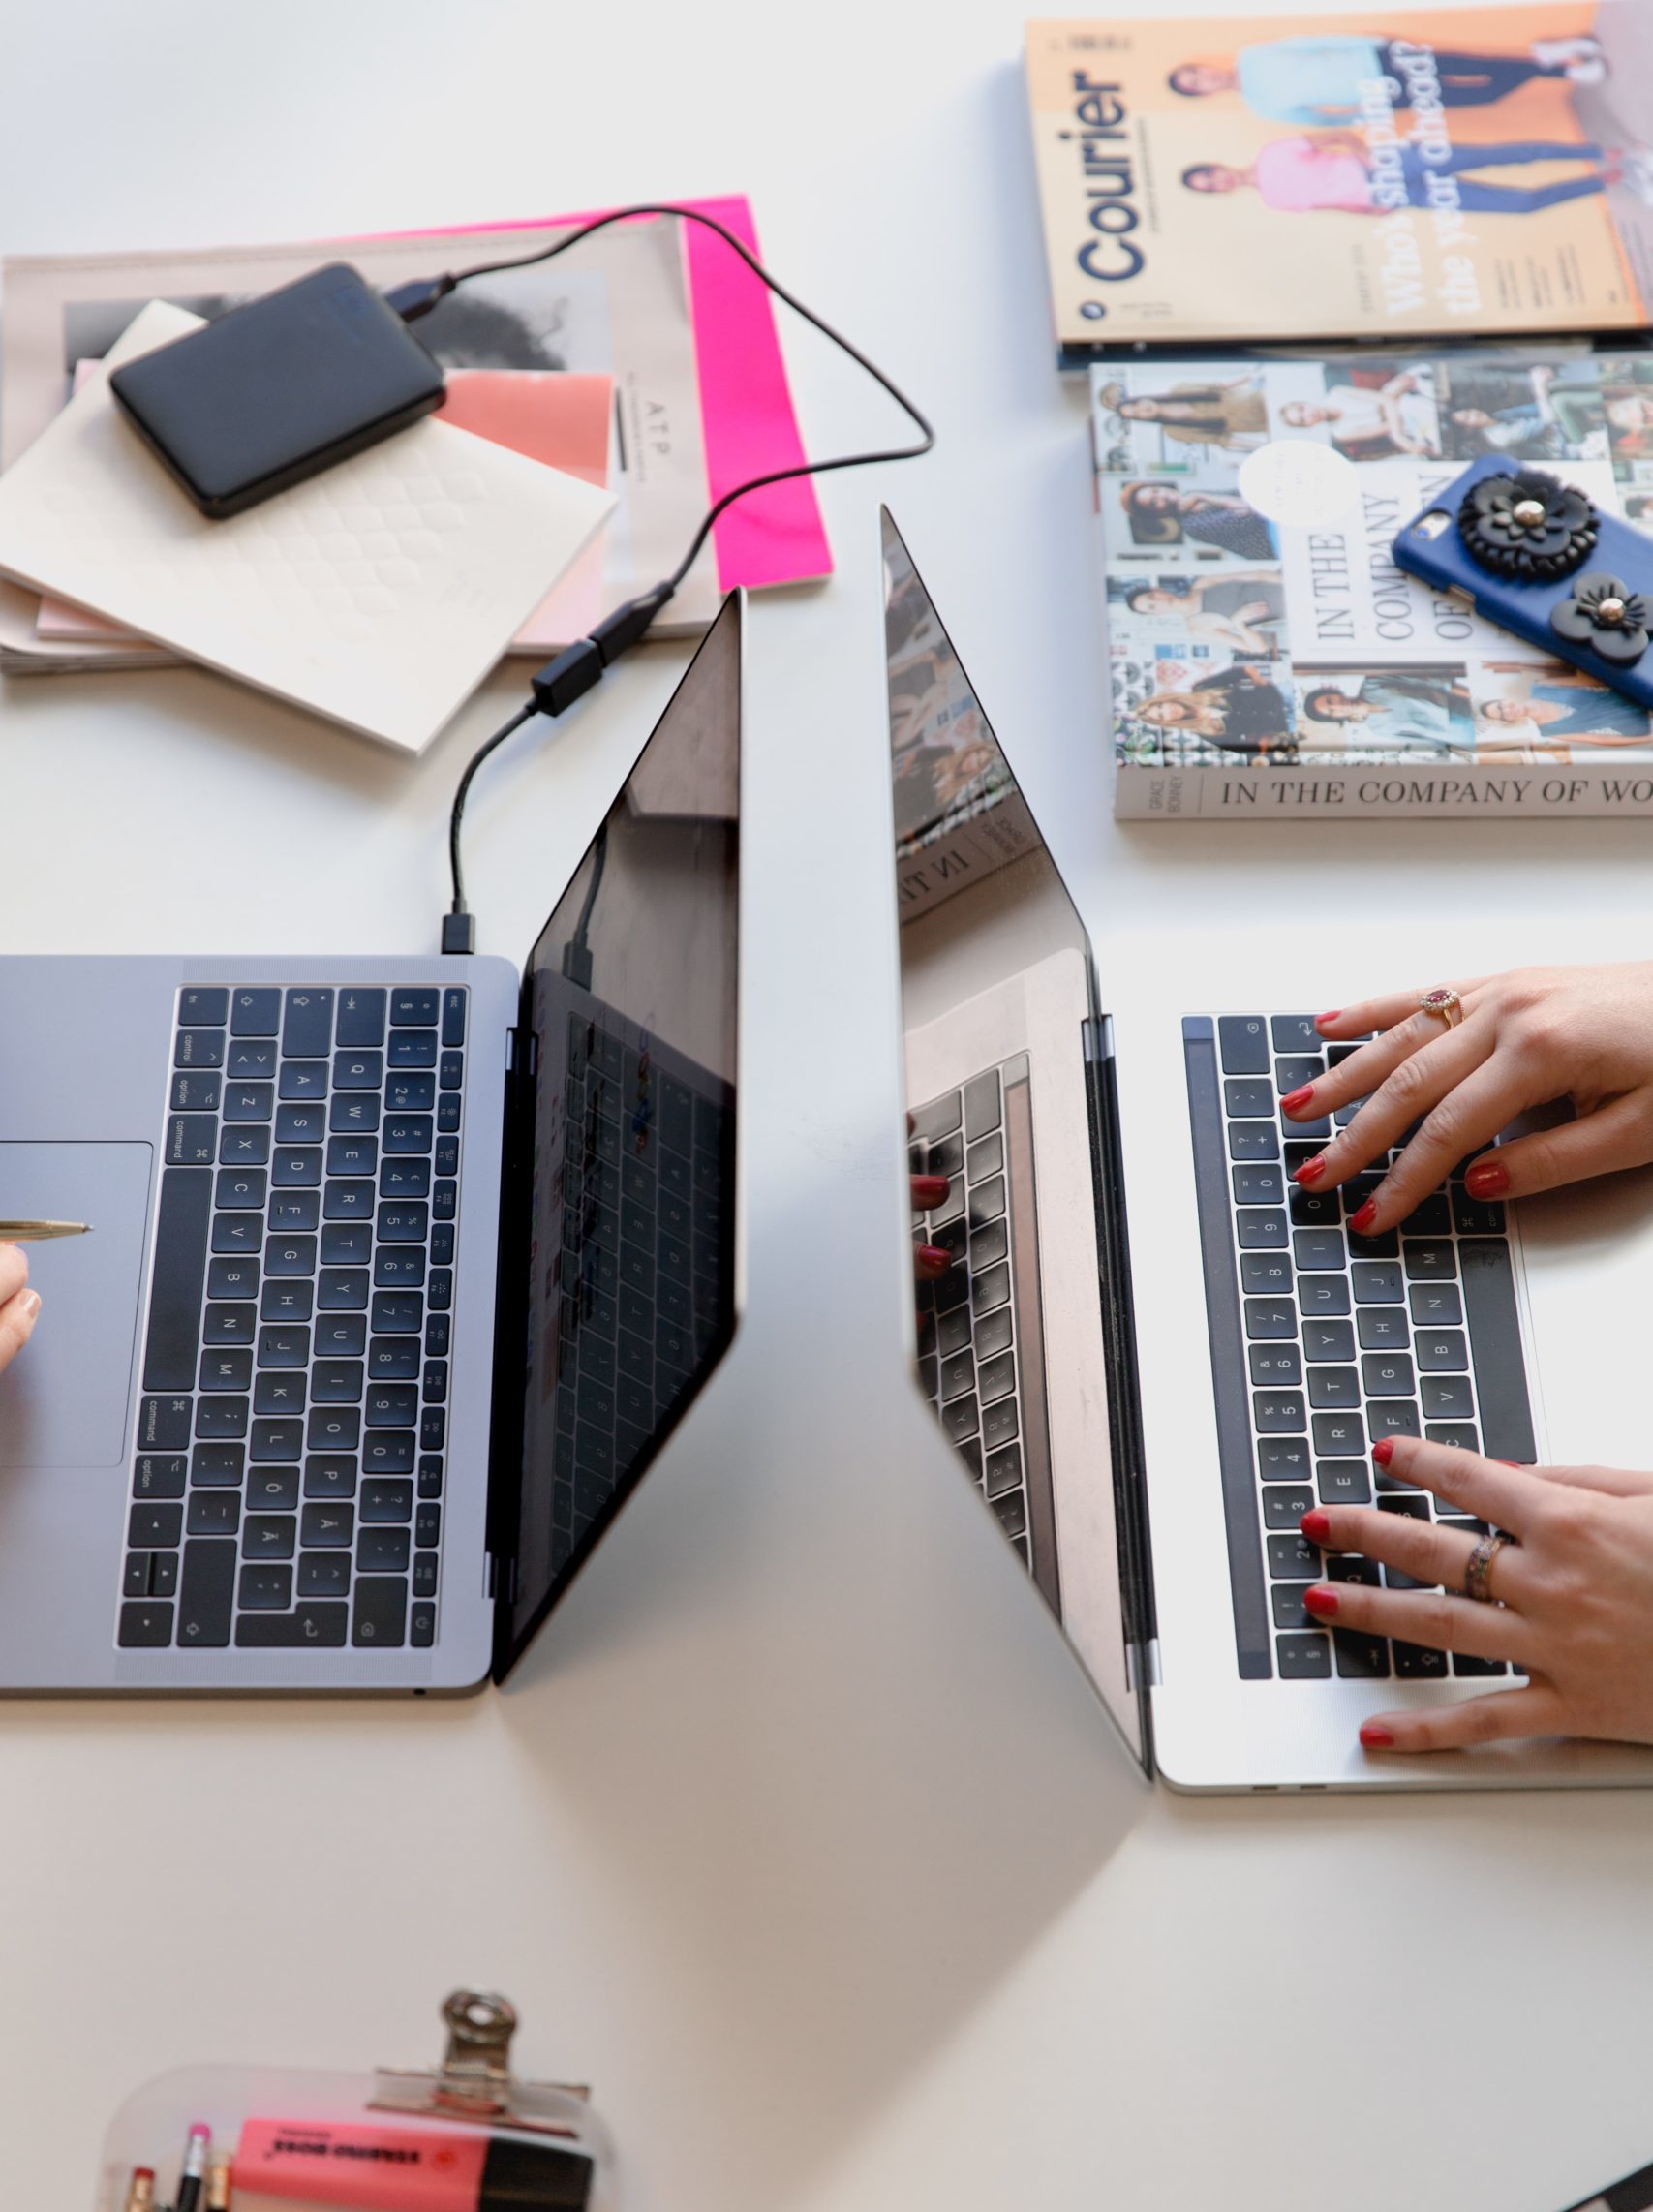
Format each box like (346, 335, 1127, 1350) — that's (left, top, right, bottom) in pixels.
(383, 204, 934, 951)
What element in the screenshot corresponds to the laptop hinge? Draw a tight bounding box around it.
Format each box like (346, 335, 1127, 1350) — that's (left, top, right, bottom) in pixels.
(484, 1014, 537, 1670)
(1083, 1013, 1158, 1759)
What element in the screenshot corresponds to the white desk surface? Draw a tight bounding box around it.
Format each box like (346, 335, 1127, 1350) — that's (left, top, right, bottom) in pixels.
(5, 1, 1653, 2206)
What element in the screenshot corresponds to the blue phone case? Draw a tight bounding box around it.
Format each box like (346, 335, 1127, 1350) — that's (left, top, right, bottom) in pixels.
(1393, 454, 1653, 712)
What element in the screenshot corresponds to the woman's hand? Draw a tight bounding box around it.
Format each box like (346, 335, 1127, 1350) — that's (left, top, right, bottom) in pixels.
(1281, 963, 1653, 1235)
(1299, 1436, 1653, 1752)
(0, 1244, 40, 1375)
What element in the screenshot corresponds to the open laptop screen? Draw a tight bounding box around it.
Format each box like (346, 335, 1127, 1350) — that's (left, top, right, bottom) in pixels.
(883, 512, 1150, 1768)
(495, 596, 741, 1675)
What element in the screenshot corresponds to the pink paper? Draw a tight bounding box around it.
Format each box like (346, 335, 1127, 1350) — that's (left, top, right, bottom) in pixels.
(360, 196, 832, 593)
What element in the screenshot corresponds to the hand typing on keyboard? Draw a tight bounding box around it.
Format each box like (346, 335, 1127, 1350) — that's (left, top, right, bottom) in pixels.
(0, 1244, 40, 1374)
(1281, 964, 1653, 1236)
(1299, 1434, 1653, 1754)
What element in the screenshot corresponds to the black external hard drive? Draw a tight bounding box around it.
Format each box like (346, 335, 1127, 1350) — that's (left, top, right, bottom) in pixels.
(108, 262, 446, 518)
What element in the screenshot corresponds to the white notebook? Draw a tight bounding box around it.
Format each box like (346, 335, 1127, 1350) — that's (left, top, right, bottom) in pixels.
(0, 300, 616, 752)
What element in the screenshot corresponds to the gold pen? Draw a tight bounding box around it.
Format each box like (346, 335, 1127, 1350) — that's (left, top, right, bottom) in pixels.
(0, 1220, 92, 1242)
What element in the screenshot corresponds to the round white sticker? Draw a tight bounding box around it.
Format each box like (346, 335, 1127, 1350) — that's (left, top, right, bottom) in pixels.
(1238, 439, 1362, 529)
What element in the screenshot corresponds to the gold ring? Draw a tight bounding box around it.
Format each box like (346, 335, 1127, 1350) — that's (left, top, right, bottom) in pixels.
(1463, 1529, 1514, 1605)
(1420, 986, 1463, 1029)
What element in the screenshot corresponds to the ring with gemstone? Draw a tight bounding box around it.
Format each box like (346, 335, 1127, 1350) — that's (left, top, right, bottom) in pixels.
(1464, 1530, 1515, 1605)
(1419, 987, 1463, 1029)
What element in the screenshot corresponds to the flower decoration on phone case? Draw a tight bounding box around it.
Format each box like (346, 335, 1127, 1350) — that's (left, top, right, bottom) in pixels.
(1549, 571, 1651, 665)
(1458, 467, 1599, 582)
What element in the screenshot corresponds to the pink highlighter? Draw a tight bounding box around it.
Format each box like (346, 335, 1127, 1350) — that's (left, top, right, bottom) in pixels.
(231, 2119, 592, 2212)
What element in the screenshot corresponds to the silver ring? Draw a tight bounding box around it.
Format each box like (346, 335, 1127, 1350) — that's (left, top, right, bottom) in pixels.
(1420, 986, 1463, 1029)
(1463, 1530, 1514, 1605)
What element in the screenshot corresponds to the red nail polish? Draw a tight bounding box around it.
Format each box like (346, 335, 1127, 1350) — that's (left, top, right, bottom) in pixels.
(1360, 1724, 1395, 1750)
(1303, 1585, 1339, 1618)
(1464, 1159, 1510, 1198)
(1300, 1509, 1331, 1541)
(1315, 1010, 1341, 1028)
(1372, 1437, 1395, 1467)
(1349, 1200, 1378, 1234)
(915, 1245, 950, 1276)
(911, 1175, 950, 1206)
(1278, 1083, 1315, 1114)
(1293, 1155, 1328, 1186)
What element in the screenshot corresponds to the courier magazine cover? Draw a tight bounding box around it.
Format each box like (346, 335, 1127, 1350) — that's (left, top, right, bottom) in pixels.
(1027, 5, 1653, 358)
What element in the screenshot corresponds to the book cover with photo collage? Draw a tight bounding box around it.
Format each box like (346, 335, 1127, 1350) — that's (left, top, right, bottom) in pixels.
(1092, 348, 1653, 818)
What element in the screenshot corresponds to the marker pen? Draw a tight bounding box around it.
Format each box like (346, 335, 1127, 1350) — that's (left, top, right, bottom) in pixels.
(233, 2119, 593, 2212)
(177, 2124, 213, 2212)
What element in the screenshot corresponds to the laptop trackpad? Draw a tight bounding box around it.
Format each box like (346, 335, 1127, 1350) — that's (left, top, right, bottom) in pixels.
(0, 1144, 152, 1468)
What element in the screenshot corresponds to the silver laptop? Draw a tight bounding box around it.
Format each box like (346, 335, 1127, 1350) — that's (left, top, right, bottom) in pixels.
(884, 511, 1653, 1791)
(0, 593, 742, 1692)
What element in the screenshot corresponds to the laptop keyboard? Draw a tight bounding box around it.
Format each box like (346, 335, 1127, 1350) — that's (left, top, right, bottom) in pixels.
(547, 1008, 731, 1576)
(121, 983, 467, 1655)
(1184, 1013, 1538, 1685)
(911, 1064, 1032, 1569)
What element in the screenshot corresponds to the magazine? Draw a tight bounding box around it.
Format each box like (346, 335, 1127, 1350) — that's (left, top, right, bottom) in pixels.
(1092, 348, 1653, 817)
(1027, 4, 1653, 362)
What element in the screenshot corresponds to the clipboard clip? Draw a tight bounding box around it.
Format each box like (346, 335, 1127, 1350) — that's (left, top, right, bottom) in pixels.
(369, 1989, 594, 2139)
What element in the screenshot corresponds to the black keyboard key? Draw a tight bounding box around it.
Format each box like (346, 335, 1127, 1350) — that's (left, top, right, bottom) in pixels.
(236, 1601, 351, 1646)
(335, 988, 386, 1047)
(388, 1029, 438, 1071)
(280, 989, 334, 1058)
(433, 1135, 460, 1178)
(1347, 1227, 1400, 1260)
(1401, 1194, 1451, 1236)
(1253, 1392, 1305, 1433)
(411, 1601, 437, 1647)
(133, 1454, 188, 1500)
(129, 1501, 183, 1549)
(170, 1070, 222, 1114)
(358, 1527, 412, 1575)
(1425, 1423, 1480, 1452)
(312, 1361, 364, 1403)
(228, 987, 279, 1036)
(222, 1084, 274, 1124)
(303, 1455, 357, 1501)
(1393, 1641, 1449, 1678)
(330, 1093, 381, 1135)
(417, 1457, 443, 1499)
(272, 1148, 323, 1189)
(238, 1563, 293, 1610)
(1292, 1230, 1344, 1272)
(1362, 1353, 1416, 1397)
(334, 1049, 383, 1091)
(301, 1502, 355, 1550)
(371, 1292, 424, 1336)
(327, 1135, 379, 1178)
(377, 1159, 429, 1199)
(971, 1263, 1009, 1316)
(1420, 1374, 1474, 1422)
(1271, 1016, 1321, 1055)
(363, 1431, 416, 1475)
(249, 1464, 301, 1510)
(1356, 1307, 1408, 1352)
(365, 1383, 418, 1429)
(174, 1029, 227, 1070)
(203, 1301, 256, 1348)
(383, 1115, 434, 1155)
(249, 1418, 303, 1462)
(278, 1061, 329, 1102)
(118, 1601, 175, 1648)
(387, 987, 437, 1028)
(142, 1167, 213, 1390)
(1306, 1366, 1360, 1410)
(242, 1511, 296, 1559)
(437, 1093, 462, 1134)
(377, 1202, 429, 1244)
(1453, 1193, 1507, 1236)
(218, 1127, 270, 1166)
(1268, 1533, 1321, 1581)
(1276, 1632, 1332, 1678)
(1218, 1017, 1270, 1074)
(432, 1181, 457, 1223)
(1244, 1297, 1296, 1340)
(1228, 1122, 1280, 1163)
(1378, 1492, 1431, 1521)
(361, 1479, 413, 1522)
(254, 1324, 309, 1369)
(1263, 1485, 1313, 1530)
(191, 1442, 244, 1487)
(1403, 1241, 1455, 1281)
(199, 1346, 253, 1393)
(1297, 1275, 1350, 1317)
(1225, 1079, 1274, 1120)
(270, 1195, 321, 1234)
(178, 987, 229, 1026)
(1271, 1583, 1311, 1630)
(1248, 1347, 1301, 1391)
(297, 1550, 352, 1596)
(261, 1234, 316, 1282)
(1301, 1318, 1354, 1363)
(439, 1051, 464, 1091)
(307, 1407, 361, 1453)
(1333, 1630, 1390, 1678)
(1415, 1330, 1469, 1372)
(321, 1223, 373, 1267)
(318, 1268, 369, 1309)
(1233, 1164, 1285, 1206)
(1368, 1401, 1423, 1443)
(1312, 1411, 1365, 1457)
(963, 1071, 1001, 1139)
(422, 1360, 447, 1404)
(1288, 1188, 1340, 1227)
(226, 1039, 279, 1078)
(277, 1104, 328, 1145)
(1317, 1461, 1371, 1505)
(1453, 1655, 1507, 1677)
(194, 1396, 249, 1441)
(375, 1248, 427, 1291)
(176, 1538, 236, 1646)
(138, 1395, 193, 1451)
(982, 1396, 1018, 1453)
(1257, 1438, 1310, 1482)
(1237, 1210, 1287, 1249)
(441, 987, 467, 1047)
(367, 1336, 421, 1382)
(1352, 1262, 1404, 1305)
